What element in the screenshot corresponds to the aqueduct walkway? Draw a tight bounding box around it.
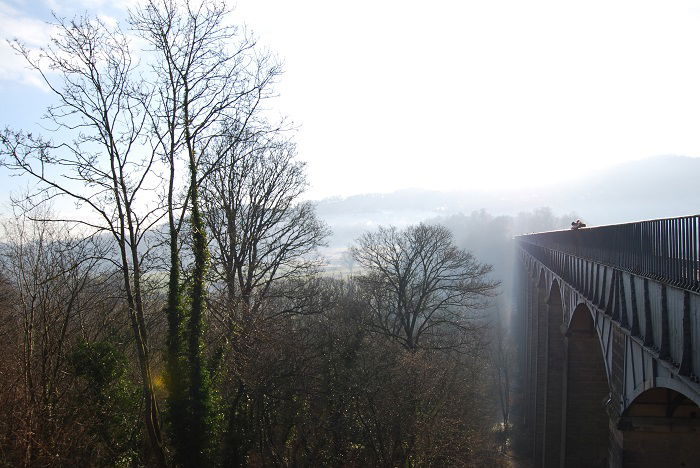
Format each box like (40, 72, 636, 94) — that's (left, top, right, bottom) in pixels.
(517, 215, 700, 467)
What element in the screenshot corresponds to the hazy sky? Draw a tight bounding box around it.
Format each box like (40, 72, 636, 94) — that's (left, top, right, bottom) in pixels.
(2, 0, 700, 199)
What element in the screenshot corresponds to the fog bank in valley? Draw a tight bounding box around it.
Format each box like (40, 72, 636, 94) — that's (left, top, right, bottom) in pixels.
(319, 155, 700, 272)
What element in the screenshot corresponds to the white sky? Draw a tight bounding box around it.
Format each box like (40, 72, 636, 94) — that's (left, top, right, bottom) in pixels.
(2, 0, 700, 199)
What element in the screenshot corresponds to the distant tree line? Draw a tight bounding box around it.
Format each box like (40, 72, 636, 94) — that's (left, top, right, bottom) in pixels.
(0, 1, 515, 466)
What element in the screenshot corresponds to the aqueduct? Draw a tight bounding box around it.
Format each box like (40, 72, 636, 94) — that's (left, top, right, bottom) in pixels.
(517, 215, 700, 467)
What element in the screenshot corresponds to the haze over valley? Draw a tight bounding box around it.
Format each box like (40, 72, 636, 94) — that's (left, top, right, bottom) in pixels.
(318, 155, 700, 268)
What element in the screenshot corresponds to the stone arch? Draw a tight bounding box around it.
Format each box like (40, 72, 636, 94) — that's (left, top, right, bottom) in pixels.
(623, 386, 698, 419)
(564, 303, 610, 467)
(535, 260, 543, 278)
(537, 268, 546, 289)
(617, 386, 700, 467)
(548, 279, 563, 313)
(627, 378, 700, 410)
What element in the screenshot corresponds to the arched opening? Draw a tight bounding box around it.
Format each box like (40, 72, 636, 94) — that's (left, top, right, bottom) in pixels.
(618, 387, 700, 467)
(542, 281, 564, 468)
(565, 303, 609, 467)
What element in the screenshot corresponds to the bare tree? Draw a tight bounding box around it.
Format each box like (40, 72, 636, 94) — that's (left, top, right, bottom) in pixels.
(198, 120, 328, 464)
(351, 223, 499, 351)
(0, 15, 168, 466)
(203, 125, 329, 329)
(131, 1, 281, 464)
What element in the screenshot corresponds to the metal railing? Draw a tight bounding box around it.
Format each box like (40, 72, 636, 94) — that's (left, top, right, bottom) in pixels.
(517, 215, 700, 292)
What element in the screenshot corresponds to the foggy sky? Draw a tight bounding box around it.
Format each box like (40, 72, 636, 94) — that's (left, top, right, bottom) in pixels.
(2, 0, 700, 201)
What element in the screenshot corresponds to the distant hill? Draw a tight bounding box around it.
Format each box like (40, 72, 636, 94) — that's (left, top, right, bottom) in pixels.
(315, 155, 700, 259)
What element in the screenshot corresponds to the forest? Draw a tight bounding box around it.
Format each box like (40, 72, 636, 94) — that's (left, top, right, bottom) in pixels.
(0, 1, 583, 466)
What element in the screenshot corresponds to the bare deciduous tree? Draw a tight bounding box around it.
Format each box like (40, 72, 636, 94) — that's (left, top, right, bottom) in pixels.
(203, 125, 329, 328)
(351, 223, 499, 351)
(132, 0, 282, 464)
(199, 121, 329, 464)
(0, 15, 168, 465)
